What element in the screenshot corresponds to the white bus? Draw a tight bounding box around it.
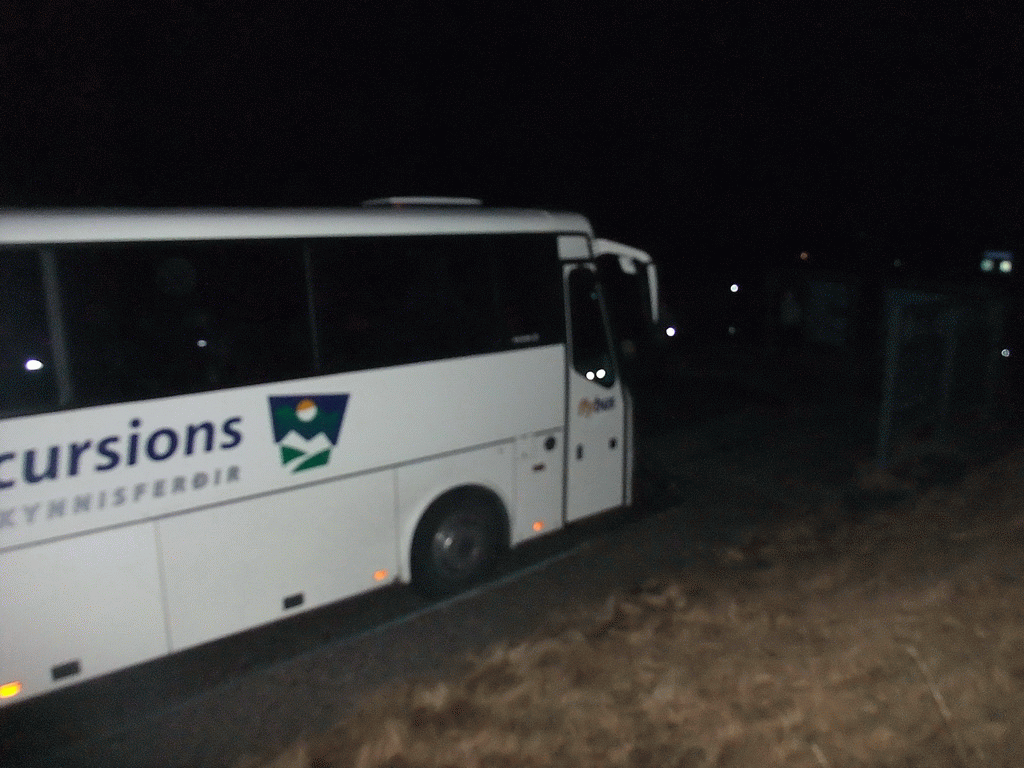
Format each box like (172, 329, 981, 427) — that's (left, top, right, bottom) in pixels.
(0, 202, 659, 705)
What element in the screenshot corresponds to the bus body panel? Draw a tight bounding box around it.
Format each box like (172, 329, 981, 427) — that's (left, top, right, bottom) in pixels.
(157, 468, 397, 650)
(0, 346, 565, 553)
(0, 208, 594, 245)
(0, 346, 568, 699)
(0, 525, 167, 700)
(511, 427, 565, 541)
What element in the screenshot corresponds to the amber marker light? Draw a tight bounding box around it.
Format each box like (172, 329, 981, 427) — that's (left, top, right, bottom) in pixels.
(0, 681, 22, 699)
(532, 521, 545, 532)
(373, 570, 389, 581)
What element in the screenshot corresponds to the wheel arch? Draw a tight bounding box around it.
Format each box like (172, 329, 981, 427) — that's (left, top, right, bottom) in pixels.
(403, 483, 511, 592)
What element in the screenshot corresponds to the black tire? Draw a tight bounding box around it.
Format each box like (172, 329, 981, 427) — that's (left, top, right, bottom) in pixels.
(411, 487, 508, 598)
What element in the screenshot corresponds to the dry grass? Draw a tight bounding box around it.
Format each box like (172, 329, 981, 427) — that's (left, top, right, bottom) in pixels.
(246, 447, 1024, 768)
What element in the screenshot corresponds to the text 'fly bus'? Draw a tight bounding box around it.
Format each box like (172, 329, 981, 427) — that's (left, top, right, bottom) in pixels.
(0, 200, 661, 705)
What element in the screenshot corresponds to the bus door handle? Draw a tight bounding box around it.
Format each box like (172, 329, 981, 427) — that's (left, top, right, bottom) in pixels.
(576, 444, 584, 460)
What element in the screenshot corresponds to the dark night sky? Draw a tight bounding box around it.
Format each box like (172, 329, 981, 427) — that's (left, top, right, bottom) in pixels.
(2, 3, 1023, 265)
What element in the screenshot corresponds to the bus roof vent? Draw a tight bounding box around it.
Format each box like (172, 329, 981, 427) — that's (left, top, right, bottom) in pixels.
(361, 197, 484, 207)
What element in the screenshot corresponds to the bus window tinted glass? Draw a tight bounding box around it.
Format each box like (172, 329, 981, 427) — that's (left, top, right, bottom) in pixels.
(0, 249, 58, 414)
(311, 234, 563, 373)
(59, 241, 312, 404)
(492, 235, 564, 348)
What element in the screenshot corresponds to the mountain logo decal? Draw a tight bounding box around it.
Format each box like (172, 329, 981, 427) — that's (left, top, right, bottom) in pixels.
(268, 395, 349, 473)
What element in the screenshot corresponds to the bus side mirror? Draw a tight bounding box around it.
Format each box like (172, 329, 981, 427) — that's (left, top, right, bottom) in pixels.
(592, 239, 658, 326)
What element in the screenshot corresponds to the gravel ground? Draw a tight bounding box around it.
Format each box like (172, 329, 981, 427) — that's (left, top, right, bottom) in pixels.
(2, 343, 1017, 768)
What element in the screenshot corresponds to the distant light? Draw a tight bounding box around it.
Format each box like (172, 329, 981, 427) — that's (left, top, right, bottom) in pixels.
(1002, 348, 1011, 358)
(596, 368, 606, 379)
(983, 250, 1014, 275)
(196, 339, 208, 348)
(532, 521, 545, 532)
(0, 681, 21, 699)
(799, 251, 809, 261)
(893, 259, 903, 268)
(24, 359, 43, 372)
(730, 283, 739, 293)
(728, 325, 737, 336)
(665, 326, 676, 338)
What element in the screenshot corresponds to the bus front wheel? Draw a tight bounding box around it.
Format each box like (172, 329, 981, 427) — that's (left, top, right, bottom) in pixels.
(411, 488, 507, 598)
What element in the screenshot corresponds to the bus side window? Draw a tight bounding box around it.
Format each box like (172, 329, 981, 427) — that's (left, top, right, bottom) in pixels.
(310, 238, 402, 373)
(59, 241, 312, 405)
(493, 235, 564, 349)
(198, 241, 313, 389)
(401, 239, 497, 361)
(0, 249, 58, 415)
(311, 235, 507, 372)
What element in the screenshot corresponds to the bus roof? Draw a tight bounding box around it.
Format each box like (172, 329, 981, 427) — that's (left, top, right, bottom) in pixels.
(0, 207, 594, 245)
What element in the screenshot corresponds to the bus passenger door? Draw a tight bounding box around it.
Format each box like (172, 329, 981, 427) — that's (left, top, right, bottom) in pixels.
(561, 241, 627, 523)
